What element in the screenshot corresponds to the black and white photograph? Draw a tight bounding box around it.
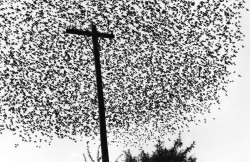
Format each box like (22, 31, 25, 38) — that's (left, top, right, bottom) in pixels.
(0, 0, 249, 162)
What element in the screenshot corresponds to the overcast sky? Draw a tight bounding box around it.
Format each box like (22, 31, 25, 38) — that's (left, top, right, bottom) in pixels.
(0, 1, 250, 162)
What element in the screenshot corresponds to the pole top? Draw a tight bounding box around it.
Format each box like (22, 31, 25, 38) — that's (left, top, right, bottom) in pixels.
(66, 22, 114, 39)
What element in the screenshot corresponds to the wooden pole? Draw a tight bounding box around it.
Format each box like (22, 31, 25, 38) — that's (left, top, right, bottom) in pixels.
(91, 23, 109, 162)
(66, 23, 114, 162)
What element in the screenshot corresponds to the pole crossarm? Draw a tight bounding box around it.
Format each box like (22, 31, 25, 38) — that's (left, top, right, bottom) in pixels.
(66, 29, 114, 39)
(66, 29, 92, 36)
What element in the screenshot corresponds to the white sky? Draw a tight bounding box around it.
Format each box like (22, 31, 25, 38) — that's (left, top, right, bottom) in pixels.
(1, 1, 250, 162)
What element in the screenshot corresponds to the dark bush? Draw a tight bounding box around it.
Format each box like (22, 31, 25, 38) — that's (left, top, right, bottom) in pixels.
(124, 136, 197, 162)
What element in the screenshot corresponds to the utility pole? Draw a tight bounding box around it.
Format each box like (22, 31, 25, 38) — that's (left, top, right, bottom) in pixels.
(65, 23, 114, 162)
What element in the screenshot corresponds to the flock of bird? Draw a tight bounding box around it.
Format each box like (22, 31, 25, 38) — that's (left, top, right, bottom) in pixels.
(0, 0, 247, 147)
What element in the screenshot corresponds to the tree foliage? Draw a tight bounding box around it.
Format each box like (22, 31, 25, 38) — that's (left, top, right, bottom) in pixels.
(124, 135, 197, 162)
(0, 0, 247, 146)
